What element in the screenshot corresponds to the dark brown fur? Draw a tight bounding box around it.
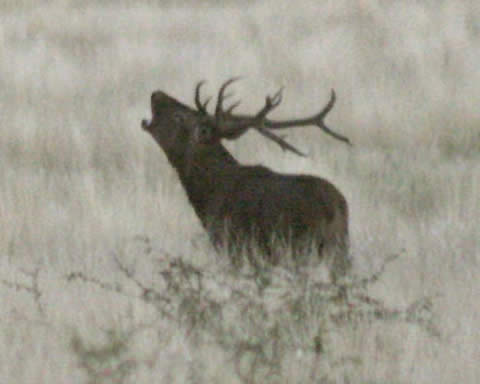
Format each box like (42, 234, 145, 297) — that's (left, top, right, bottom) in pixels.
(142, 89, 350, 278)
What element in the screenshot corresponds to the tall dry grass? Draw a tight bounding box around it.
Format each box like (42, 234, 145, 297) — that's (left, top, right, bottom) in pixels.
(0, 1, 479, 383)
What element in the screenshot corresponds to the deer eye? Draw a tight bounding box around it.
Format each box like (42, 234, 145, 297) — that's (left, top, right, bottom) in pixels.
(199, 125, 210, 136)
(172, 112, 185, 125)
(197, 124, 214, 143)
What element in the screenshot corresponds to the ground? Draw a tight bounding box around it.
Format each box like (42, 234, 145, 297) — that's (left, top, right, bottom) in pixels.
(0, 1, 479, 383)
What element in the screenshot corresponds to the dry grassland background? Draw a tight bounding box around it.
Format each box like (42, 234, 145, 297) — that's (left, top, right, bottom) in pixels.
(0, 0, 479, 383)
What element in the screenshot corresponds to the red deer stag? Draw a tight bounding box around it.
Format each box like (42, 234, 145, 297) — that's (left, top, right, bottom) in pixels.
(141, 79, 351, 280)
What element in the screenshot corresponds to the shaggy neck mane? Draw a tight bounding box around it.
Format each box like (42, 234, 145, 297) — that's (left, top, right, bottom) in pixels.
(168, 143, 240, 224)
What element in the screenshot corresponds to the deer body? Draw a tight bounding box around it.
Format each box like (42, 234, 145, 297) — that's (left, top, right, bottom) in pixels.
(142, 81, 351, 278)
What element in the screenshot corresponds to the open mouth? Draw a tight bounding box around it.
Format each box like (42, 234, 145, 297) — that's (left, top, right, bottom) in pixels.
(141, 118, 152, 130)
(142, 95, 156, 130)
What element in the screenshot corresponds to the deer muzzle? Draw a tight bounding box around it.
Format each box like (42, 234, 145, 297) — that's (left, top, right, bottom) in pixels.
(141, 119, 152, 131)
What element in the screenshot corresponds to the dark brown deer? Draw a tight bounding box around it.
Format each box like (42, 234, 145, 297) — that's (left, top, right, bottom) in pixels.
(141, 79, 351, 279)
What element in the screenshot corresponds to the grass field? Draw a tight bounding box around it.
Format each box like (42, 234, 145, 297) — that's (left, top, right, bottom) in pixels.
(0, 1, 479, 383)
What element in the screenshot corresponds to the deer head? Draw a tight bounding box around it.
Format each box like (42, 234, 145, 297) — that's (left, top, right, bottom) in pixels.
(141, 78, 350, 165)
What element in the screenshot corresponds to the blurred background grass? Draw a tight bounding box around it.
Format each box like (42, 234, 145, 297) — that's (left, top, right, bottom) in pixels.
(0, 1, 479, 383)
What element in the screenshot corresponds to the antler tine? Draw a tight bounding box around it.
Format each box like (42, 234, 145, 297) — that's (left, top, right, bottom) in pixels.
(312, 90, 350, 145)
(256, 128, 306, 157)
(195, 81, 210, 115)
(317, 89, 336, 121)
(255, 87, 283, 121)
(215, 77, 242, 118)
(202, 97, 212, 112)
(270, 87, 284, 107)
(226, 100, 241, 114)
(313, 90, 351, 145)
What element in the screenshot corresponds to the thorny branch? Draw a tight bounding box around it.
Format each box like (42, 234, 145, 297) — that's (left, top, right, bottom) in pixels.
(61, 239, 440, 384)
(1, 267, 45, 316)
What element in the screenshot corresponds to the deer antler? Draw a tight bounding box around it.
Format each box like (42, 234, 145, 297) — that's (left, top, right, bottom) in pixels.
(193, 78, 350, 156)
(195, 81, 211, 115)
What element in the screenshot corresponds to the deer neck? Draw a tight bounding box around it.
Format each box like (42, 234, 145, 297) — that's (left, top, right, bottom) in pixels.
(170, 143, 239, 223)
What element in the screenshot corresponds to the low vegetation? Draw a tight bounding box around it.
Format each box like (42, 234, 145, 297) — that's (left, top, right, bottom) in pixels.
(0, 1, 478, 383)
